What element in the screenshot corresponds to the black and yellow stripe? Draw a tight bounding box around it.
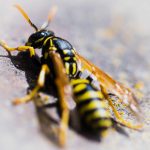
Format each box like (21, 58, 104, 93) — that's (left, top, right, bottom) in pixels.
(42, 37, 78, 77)
(71, 79, 113, 130)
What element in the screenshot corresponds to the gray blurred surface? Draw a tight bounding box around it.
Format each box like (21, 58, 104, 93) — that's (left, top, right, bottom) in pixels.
(0, 0, 150, 150)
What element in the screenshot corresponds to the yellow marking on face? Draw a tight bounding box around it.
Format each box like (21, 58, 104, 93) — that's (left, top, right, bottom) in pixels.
(50, 39, 53, 46)
(72, 63, 77, 75)
(65, 62, 70, 74)
(49, 46, 57, 51)
(35, 37, 44, 43)
(73, 84, 87, 93)
(43, 37, 51, 46)
(53, 38, 58, 40)
(79, 100, 106, 115)
(93, 119, 112, 128)
(71, 79, 89, 86)
(76, 91, 104, 101)
(64, 57, 70, 61)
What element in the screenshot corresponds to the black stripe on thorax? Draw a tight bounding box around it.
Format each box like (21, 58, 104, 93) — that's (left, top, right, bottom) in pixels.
(53, 37, 73, 50)
(69, 62, 73, 75)
(58, 49, 75, 58)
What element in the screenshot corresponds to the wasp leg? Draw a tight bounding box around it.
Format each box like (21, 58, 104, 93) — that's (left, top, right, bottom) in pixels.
(13, 64, 50, 105)
(0, 40, 35, 57)
(55, 79, 70, 147)
(101, 86, 143, 130)
(50, 52, 72, 147)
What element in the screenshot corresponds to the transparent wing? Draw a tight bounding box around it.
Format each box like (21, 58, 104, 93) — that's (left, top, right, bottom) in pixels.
(75, 52, 141, 117)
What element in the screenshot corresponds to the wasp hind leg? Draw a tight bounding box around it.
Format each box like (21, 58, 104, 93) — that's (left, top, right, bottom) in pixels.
(13, 64, 50, 105)
(101, 86, 143, 130)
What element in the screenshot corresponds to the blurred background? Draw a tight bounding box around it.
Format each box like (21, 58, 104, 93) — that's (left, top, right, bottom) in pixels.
(0, 0, 149, 150)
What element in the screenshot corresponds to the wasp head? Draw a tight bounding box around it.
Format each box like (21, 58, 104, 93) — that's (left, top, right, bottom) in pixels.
(25, 30, 54, 48)
(14, 4, 57, 48)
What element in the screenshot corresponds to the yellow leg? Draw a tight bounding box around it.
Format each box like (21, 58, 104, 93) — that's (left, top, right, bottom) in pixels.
(101, 86, 143, 130)
(0, 40, 35, 57)
(49, 52, 71, 147)
(55, 79, 70, 147)
(13, 64, 50, 105)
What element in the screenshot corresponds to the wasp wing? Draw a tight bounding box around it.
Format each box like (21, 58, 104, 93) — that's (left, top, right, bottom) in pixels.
(75, 52, 140, 116)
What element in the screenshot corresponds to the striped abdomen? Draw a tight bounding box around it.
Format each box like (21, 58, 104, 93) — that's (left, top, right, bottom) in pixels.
(71, 79, 113, 130)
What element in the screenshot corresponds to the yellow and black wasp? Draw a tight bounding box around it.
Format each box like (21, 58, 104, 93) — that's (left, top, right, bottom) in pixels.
(0, 4, 142, 147)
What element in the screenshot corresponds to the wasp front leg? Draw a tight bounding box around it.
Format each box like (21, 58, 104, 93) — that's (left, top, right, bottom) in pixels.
(13, 64, 50, 105)
(0, 40, 35, 57)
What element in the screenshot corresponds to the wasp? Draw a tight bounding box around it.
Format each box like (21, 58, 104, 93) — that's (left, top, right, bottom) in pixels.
(0, 5, 142, 147)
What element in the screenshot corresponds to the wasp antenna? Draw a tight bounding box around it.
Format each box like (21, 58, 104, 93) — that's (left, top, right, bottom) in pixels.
(14, 4, 38, 31)
(40, 5, 58, 30)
